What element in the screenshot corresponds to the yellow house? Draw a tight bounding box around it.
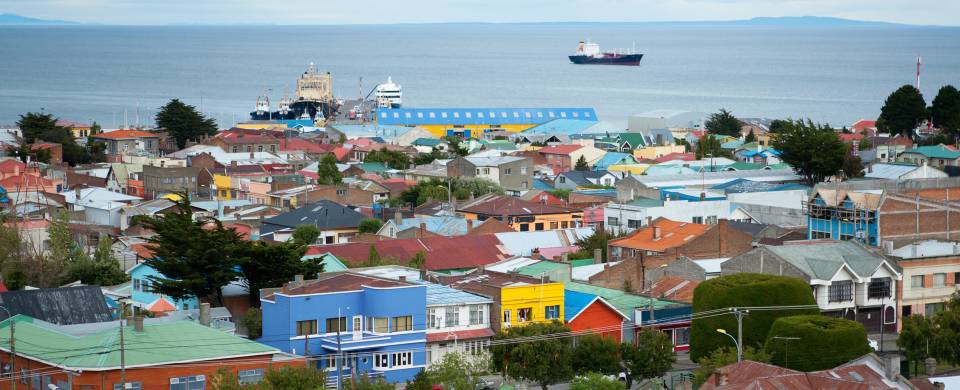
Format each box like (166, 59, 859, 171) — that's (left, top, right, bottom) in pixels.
(500, 282, 565, 329)
(56, 120, 93, 139)
(375, 108, 598, 138)
(457, 195, 582, 231)
(213, 174, 235, 200)
(633, 144, 686, 160)
(608, 163, 650, 175)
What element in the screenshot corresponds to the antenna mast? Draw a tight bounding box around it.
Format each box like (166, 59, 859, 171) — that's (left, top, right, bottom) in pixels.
(916, 56, 922, 91)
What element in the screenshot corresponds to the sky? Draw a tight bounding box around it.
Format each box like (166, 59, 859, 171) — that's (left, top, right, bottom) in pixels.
(1, 0, 957, 26)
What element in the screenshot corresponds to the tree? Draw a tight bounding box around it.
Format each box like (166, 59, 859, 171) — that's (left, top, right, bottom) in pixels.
(744, 129, 756, 143)
(695, 134, 732, 160)
(209, 368, 243, 390)
(16, 112, 95, 165)
(291, 224, 320, 245)
(409, 352, 485, 390)
(858, 137, 874, 151)
(363, 245, 382, 267)
(621, 328, 675, 388)
(490, 321, 574, 390)
(573, 229, 626, 261)
(571, 335, 621, 375)
(547, 189, 571, 201)
(574, 155, 589, 171)
(770, 119, 846, 186)
(841, 150, 865, 179)
(932, 292, 960, 366)
(693, 346, 771, 387)
(260, 366, 327, 390)
(898, 314, 934, 375)
(932, 85, 960, 134)
(364, 148, 411, 170)
(768, 119, 790, 133)
(878, 85, 927, 137)
(705, 109, 742, 136)
(690, 273, 819, 362)
(358, 218, 383, 234)
(136, 197, 244, 305)
(89, 121, 102, 135)
(400, 178, 503, 207)
(764, 315, 872, 371)
(315, 153, 343, 185)
(408, 251, 426, 269)
(570, 372, 624, 390)
(236, 241, 320, 308)
(155, 99, 218, 149)
(242, 307, 263, 339)
(62, 236, 128, 286)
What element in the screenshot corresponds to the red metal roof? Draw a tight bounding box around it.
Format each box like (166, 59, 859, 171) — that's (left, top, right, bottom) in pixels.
(213, 128, 280, 144)
(608, 219, 710, 252)
(311, 234, 509, 271)
(279, 138, 329, 153)
(839, 133, 865, 142)
(92, 129, 158, 140)
(0, 159, 26, 173)
(538, 144, 583, 155)
(851, 119, 877, 132)
(458, 195, 573, 216)
(654, 152, 696, 163)
(425, 328, 495, 343)
(282, 273, 412, 295)
(700, 360, 893, 390)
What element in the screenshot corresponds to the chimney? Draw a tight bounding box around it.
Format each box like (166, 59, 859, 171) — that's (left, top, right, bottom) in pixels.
(466, 219, 474, 233)
(561, 253, 569, 263)
(645, 216, 652, 227)
(199, 303, 211, 327)
(715, 368, 729, 386)
(925, 357, 937, 377)
(231, 160, 238, 168)
(394, 210, 403, 225)
(132, 316, 144, 332)
(398, 275, 407, 282)
(289, 274, 304, 289)
(594, 248, 602, 264)
(419, 222, 427, 237)
(653, 226, 661, 239)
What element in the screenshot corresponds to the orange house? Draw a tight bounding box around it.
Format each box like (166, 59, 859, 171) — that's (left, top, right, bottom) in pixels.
(565, 292, 629, 342)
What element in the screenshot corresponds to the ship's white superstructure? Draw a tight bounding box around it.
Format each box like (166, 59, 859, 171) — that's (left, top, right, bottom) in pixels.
(375, 76, 403, 109)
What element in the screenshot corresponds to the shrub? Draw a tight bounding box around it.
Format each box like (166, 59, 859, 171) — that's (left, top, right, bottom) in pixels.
(571, 372, 625, 390)
(690, 273, 818, 362)
(764, 315, 872, 371)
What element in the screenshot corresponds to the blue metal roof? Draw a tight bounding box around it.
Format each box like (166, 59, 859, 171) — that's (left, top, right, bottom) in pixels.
(564, 290, 598, 322)
(593, 152, 638, 170)
(423, 283, 492, 306)
(377, 108, 598, 126)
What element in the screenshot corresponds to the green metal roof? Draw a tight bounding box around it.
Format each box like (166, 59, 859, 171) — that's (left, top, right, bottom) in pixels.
(626, 197, 665, 207)
(762, 241, 893, 280)
(517, 261, 569, 277)
(902, 145, 960, 160)
(0, 316, 281, 370)
(726, 162, 765, 171)
(617, 133, 647, 149)
(569, 259, 596, 268)
(358, 162, 389, 173)
(564, 282, 678, 315)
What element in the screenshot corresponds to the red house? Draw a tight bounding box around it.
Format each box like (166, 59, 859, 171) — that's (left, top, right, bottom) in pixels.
(565, 292, 629, 342)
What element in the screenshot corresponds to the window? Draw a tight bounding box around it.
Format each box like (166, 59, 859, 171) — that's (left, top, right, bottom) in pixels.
(392, 315, 412, 332)
(482, 168, 490, 175)
(545, 305, 560, 320)
(674, 327, 690, 346)
(428, 308, 441, 329)
(323, 355, 337, 369)
(20, 368, 26, 384)
(238, 368, 265, 384)
(296, 320, 317, 336)
(503, 309, 511, 324)
(114, 382, 144, 390)
(169, 375, 206, 390)
(470, 305, 485, 325)
(706, 216, 718, 225)
(558, 176, 566, 184)
(374, 353, 389, 369)
(828, 281, 853, 302)
(257, 145, 264, 152)
(392, 351, 413, 368)
(246, 145, 252, 152)
(550, 222, 559, 230)
(534, 223, 544, 231)
(336, 189, 346, 196)
(521, 166, 528, 175)
(325, 236, 334, 244)
(607, 217, 620, 226)
(934, 273, 947, 287)
(926, 302, 946, 316)
(868, 277, 892, 299)
(692, 216, 704, 224)
(811, 230, 831, 239)
(504, 168, 512, 175)
(517, 307, 532, 322)
(519, 223, 529, 232)
(326, 317, 347, 333)
(627, 219, 642, 229)
(445, 306, 460, 327)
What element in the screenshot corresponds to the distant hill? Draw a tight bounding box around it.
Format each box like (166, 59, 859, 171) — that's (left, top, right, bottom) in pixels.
(728, 16, 903, 27)
(0, 14, 79, 25)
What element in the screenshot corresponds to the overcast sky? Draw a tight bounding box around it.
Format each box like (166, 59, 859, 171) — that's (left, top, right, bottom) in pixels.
(2, 0, 956, 26)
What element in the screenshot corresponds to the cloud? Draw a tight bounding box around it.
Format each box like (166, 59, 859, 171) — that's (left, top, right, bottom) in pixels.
(1, 0, 957, 25)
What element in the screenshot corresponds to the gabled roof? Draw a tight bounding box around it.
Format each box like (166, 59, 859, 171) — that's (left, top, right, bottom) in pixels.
(593, 152, 639, 170)
(383, 215, 472, 236)
(609, 219, 711, 252)
(902, 144, 960, 160)
(564, 282, 678, 315)
(564, 293, 630, 322)
(261, 200, 363, 235)
(280, 272, 413, 296)
(424, 282, 492, 306)
(538, 144, 583, 155)
(558, 170, 614, 186)
(759, 240, 895, 281)
(312, 234, 509, 271)
(0, 286, 113, 325)
(90, 129, 158, 140)
(458, 194, 573, 216)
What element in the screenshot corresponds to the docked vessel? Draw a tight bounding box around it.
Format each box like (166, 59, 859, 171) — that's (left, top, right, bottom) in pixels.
(374, 77, 402, 109)
(568, 41, 643, 66)
(250, 62, 339, 121)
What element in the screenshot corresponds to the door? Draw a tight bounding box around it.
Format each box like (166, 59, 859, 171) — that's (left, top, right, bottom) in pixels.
(353, 316, 362, 340)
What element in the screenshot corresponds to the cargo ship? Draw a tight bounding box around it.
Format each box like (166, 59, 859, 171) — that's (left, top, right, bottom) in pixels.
(569, 41, 643, 66)
(250, 62, 338, 121)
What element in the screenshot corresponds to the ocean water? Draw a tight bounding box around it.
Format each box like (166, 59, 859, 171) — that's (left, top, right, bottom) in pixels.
(0, 24, 958, 128)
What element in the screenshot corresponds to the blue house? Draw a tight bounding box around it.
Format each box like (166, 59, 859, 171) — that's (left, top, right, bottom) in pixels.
(259, 272, 427, 384)
(806, 189, 879, 246)
(127, 263, 199, 313)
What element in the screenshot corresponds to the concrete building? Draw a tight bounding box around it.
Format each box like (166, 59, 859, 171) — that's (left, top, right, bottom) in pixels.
(90, 129, 161, 157)
(888, 240, 960, 326)
(447, 156, 533, 195)
(141, 165, 200, 200)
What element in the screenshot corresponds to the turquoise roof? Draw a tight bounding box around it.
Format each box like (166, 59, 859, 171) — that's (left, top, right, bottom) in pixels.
(357, 162, 389, 173)
(902, 145, 960, 160)
(303, 252, 349, 272)
(594, 152, 639, 170)
(721, 140, 745, 150)
(565, 282, 678, 316)
(412, 138, 445, 147)
(480, 139, 518, 151)
(516, 261, 569, 278)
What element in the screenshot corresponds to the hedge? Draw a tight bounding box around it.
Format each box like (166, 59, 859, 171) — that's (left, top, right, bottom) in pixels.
(690, 273, 818, 362)
(764, 315, 872, 371)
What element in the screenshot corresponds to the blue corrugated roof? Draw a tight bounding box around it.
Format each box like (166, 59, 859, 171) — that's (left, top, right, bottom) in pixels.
(533, 179, 554, 190)
(377, 108, 598, 126)
(594, 152, 639, 170)
(329, 124, 415, 138)
(564, 290, 598, 322)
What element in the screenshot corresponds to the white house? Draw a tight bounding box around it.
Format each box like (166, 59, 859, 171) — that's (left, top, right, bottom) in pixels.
(722, 241, 902, 333)
(604, 200, 755, 233)
(424, 283, 494, 366)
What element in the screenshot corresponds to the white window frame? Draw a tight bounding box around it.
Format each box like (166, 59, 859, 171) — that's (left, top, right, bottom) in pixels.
(392, 351, 413, 368)
(374, 353, 389, 369)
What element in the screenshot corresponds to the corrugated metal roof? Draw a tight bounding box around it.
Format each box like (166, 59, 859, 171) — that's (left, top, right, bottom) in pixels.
(377, 108, 598, 126)
(0, 286, 113, 325)
(763, 241, 891, 280)
(495, 228, 595, 256)
(564, 282, 677, 316)
(424, 283, 492, 306)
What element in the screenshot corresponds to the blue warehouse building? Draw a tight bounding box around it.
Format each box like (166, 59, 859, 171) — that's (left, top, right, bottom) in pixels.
(259, 272, 427, 384)
(376, 107, 598, 138)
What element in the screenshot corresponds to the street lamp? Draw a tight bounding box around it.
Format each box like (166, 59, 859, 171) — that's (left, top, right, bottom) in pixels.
(716, 328, 741, 362)
(0, 305, 15, 390)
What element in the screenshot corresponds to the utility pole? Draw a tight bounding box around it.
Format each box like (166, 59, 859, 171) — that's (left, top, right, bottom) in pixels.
(119, 302, 126, 390)
(731, 308, 749, 362)
(772, 336, 800, 369)
(1, 306, 15, 390)
(336, 308, 343, 390)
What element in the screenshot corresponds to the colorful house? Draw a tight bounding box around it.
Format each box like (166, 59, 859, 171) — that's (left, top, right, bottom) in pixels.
(56, 119, 93, 139)
(457, 194, 581, 231)
(564, 290, 629, 341)
(424, 283, 494, 366)
(376, 108, 598, 138)
(259, 272, 427, 384)
(127, 262, 199, 313)
(441, 270, 564, 331)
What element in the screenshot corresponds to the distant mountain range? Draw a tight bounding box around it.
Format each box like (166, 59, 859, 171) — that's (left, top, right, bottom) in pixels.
(0, 13, 938, 27)
(0, 13, 79, 25)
